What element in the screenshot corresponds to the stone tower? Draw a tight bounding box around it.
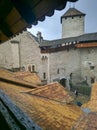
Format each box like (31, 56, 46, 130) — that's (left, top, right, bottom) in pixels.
(61, 8, 85, 38)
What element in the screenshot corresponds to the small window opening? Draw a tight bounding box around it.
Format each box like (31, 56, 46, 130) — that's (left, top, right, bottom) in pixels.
(43, 72, 46, 79)
(91, 77, 95, 84)
(57, 69, 59, 74)
(90, 65, 95, 70)
(28, 65, 31, 72)
(32, 65, 35, 72)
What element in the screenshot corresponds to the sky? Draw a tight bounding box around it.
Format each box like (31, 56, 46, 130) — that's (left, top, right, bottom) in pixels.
(27, 0, 97, 40)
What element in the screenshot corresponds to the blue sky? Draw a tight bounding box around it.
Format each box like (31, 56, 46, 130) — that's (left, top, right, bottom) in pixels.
(27, 0, 97, 40)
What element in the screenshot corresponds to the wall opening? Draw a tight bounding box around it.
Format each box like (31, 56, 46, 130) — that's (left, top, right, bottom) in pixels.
(91, 77, 95, 84)
(32, 65, 35, 72)
(43, 72, 46, 79)
(28, 65, 31, 72)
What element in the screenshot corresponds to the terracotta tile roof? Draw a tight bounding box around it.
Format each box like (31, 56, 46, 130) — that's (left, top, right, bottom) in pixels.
(82, 82, 97, 112)
(0, 79, 82, 130)
(14, 71, 42, 85)
(73, 112, 97, 130)
(0, 69, 37, 88)
(27, 82, 73, 103)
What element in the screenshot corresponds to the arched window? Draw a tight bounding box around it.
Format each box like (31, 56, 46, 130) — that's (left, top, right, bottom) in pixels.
(32, 65, 35, 72)
(28, 65, 31, 72)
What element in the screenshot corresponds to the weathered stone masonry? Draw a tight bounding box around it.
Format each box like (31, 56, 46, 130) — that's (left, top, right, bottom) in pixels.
(0, 8, 97, 86)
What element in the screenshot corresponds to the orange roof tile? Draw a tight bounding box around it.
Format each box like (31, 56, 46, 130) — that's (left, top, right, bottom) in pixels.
(0, 80, 82, 130)
(27, 82, 73, 103)
(14, 71, 42, 85)
(73, 112, 97, 130)
(0, 69, 37, 88)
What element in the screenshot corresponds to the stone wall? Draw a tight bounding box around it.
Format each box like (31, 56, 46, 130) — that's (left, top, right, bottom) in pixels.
(1, 31, 97, 86)
(62, 16, 84, 38)
(0, 41, 13, 69)
(49, 48, 81, 85)
(18, 32, 40, 69)
(80, 48, 97, 86)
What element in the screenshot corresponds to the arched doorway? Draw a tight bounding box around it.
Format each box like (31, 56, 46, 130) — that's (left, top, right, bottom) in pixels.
(60, 78, 66, 87)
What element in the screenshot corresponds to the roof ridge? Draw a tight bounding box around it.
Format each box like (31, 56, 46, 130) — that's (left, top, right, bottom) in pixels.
(61, 7, 85, 18)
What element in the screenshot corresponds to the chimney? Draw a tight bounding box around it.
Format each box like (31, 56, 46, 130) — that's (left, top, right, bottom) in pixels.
(37, 31, 43, 43)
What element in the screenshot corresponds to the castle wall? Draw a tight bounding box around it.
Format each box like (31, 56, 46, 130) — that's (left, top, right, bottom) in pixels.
(16, 33, 39, 72)
(0, 31, 50, 82)
(62, 16, 84, 38)
(49, 48, 81, 84)
(39, 54, 49, 82)
(0, 41, 13, 69)
(15, 32, 49, 81)
(80, 47, 97, 85)
(1, 31, 97, 86)
(11, 43, 20, 68)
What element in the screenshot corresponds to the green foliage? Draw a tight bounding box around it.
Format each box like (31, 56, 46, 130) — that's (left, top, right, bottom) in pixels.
(70, 84, 91, 96)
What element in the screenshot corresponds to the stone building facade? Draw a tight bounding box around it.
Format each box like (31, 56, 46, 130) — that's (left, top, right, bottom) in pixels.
(40, 36, 97, 86)
(0, 32, 43, 78)
(61, 8, 85, 38)
(0, 8, 97, 87)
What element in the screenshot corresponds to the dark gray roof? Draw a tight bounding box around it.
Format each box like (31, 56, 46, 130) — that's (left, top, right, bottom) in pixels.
(78, 32, 97, 42)
(39, 32, 97, 47)
(61, 8, 85, 18)
(40, 37, 78, 47)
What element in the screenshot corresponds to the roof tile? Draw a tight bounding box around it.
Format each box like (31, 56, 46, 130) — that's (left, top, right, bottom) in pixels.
(27, 82, 73, 103)
(61, 8, 85, 18)
(14, 71, 42, 85)
(73, 112, 97, 130)
(0, 69, 82, 130)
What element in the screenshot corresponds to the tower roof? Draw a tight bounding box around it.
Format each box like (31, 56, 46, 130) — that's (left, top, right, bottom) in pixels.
(61, 8, 85, 19)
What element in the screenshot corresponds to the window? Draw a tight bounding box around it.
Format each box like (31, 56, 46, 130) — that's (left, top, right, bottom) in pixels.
(41, 56, 45, 60)
(41, 56, 48, 61)
(43, 72, 46, 79)
(28, 65, 31, 72)
(90, 65, 95, 70)
(57, 69, 59, 74)
(32, 65, 35, 72)
(70, 73, 72, 79)
(91, 77, 95, 84)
